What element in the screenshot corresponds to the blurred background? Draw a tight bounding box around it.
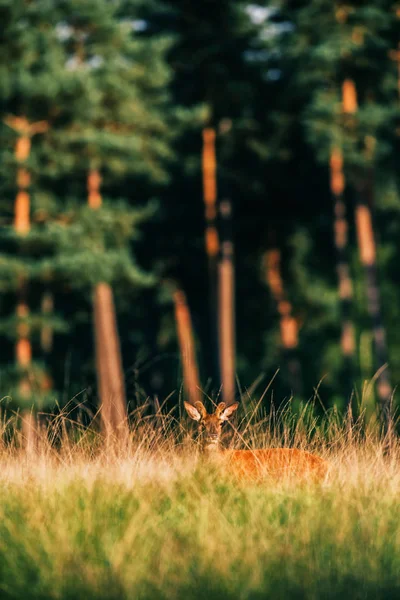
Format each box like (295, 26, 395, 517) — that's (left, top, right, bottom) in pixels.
(1, 0, 399, 430)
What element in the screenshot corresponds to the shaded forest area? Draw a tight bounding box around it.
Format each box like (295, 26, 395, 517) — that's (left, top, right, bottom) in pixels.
(1, 0, 400, 434)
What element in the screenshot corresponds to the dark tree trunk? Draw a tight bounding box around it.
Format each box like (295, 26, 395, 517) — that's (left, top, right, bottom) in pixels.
(41, 291, 54, 353)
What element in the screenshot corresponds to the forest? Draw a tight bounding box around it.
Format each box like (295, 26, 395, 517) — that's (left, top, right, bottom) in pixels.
(3, 3, 400, 599)
(1, 0, 400, 434)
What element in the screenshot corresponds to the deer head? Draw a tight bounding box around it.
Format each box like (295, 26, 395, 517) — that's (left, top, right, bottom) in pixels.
(184, 400, 239, 452)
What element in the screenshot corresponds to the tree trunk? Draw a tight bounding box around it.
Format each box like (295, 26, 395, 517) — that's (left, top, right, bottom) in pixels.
(264, 244, 302, 397)
(330, 147, 356, 405)
(8, 118, 51, 447)
(10, 121, 35, 444)
(354, 183, 392, 426)
(10, 121, 49, 448)
(341, 80, 392, 428)
(87, 168, 128, 439)
(173, 287, 202, 406)
(218, 199, 236, 406)
(202, 128, 220, 380)
(14, 136, 33, 400)
(21, 411, 37, 456)
(388, 40, 400, 100)
(93, 282, 128, 439)
(40, 291, 54, 353)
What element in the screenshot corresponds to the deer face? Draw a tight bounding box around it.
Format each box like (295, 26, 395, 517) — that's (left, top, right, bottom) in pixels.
(184, 401, 239, 451)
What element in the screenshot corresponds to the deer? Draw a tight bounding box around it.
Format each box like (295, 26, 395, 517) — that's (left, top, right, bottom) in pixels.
(184, 400, 328, 482)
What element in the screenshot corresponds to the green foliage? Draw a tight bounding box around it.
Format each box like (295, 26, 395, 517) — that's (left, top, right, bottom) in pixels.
(0, 0, 175, 407)
(36, 202, 156, 288)
(0, 0, 400, 411)
(285, 0, 399, 169)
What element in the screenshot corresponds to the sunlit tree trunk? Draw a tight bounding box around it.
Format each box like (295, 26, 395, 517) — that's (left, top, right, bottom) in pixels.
(342, 79, 392, 427)
(172, 286, 202, 406)
(202, 127, 220, 379)
(13, 125, 33, 392)
(264, 243, 302, 397)
(87, 168, 128, 440)
(354, 174, 392, 425)
(330, 147, 356, 405)
(218, 199, 236, 406)
(93, 282, 127, 438)
(5, 116, 48, 450)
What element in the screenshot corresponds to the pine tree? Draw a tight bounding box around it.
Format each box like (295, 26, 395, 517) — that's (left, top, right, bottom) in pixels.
(147, 0, 266, 396)
(48, 0, 175, 436)
(285, 0, 399, 421)
(0, 0, 176, 430)
(0, 0, 73, 423)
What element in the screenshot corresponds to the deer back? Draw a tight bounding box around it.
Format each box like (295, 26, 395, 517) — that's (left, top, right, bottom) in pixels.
(224, 448, 328, 482)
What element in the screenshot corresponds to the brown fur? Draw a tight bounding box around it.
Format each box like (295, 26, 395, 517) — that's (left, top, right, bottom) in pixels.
(225, 448, 328, 482)
(184, 401, 328, 482)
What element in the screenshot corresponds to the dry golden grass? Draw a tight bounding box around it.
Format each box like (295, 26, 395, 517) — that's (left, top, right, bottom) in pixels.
(0, 401, 399, 599)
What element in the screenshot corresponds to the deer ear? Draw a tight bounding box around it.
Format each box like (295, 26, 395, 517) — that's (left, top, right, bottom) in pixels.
(184, 402, 204, 422)
(219, 402, 239, 421)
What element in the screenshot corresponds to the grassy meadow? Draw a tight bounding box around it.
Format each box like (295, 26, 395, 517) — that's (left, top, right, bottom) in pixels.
(0, 401, 400, 600)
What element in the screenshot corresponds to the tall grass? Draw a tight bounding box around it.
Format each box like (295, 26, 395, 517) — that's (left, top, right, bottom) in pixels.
(0, 399, 399, 599)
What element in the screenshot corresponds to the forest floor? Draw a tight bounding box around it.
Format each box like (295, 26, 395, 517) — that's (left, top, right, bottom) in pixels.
(0, 406, 399, 599)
